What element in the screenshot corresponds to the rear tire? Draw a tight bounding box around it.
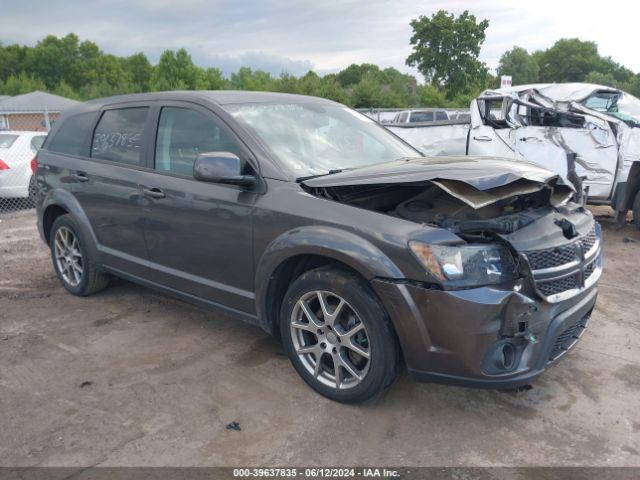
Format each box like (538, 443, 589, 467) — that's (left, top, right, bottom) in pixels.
(26, 175, 37, 208)
(280, 265, 400, 403)
(50, 214, 110, 296)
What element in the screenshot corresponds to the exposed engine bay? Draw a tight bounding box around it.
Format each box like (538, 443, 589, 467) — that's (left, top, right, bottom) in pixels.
(304, 178, 572, 237)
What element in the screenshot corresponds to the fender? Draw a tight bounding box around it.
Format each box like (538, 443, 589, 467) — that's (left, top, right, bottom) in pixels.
(254, 225, 404, 331)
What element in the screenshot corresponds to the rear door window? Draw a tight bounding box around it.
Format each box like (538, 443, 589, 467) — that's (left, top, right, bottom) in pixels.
(91, 108, 149, 166)
(47, 112, 97, 156)
(154, 107, 242, 176)
(0, 134, 18, 149)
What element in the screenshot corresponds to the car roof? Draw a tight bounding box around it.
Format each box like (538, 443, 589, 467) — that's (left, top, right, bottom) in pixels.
(489, 83, 620, 102)
(80, 90, 339, 109)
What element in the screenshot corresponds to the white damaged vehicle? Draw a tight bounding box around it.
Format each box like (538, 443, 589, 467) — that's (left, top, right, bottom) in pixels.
(386, 84, 640, 228)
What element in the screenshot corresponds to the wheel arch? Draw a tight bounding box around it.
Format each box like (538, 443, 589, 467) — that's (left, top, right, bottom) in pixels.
(254, 226, 404, 335)
(40, 189, 98, 249)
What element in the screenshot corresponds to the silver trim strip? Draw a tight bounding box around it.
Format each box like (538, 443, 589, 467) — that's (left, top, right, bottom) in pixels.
(543, 254, 602, 303)
(530, 237, 600, 276)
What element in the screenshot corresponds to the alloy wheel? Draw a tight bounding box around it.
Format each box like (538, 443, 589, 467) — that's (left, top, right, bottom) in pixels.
(54, 226, 83, 287)
(290, 290, 371, 390)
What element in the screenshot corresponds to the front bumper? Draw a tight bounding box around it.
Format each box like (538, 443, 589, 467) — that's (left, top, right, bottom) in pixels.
(372, 278, 598, 389)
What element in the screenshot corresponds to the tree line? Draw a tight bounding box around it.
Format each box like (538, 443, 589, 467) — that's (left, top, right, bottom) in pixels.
(1, 10, 638, 108)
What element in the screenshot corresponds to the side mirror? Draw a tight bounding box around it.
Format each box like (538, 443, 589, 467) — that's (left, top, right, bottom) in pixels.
(193, 152, 257, 187)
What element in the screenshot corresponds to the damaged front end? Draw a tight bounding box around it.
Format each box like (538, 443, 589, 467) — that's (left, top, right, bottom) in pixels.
(303, 156, 602, 385)
(302, 156, 600, 302)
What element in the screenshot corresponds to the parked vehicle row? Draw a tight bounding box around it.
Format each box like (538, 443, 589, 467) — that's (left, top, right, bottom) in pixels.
(35, 91, 602, 402)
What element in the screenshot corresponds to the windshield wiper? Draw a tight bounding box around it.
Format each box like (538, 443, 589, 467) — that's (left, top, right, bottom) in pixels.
(296, 169, 349, 182)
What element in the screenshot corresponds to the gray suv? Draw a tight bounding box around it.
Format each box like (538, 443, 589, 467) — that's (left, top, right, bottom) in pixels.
(35, 91, 602, 403)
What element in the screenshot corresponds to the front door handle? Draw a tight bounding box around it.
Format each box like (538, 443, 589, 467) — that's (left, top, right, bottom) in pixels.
(142, 186, 166, 199)
(73, 172, 89, 182)
(473, 135, 493, 142)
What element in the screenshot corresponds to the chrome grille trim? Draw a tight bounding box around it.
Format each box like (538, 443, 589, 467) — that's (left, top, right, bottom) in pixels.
(524, 222, 602, 303)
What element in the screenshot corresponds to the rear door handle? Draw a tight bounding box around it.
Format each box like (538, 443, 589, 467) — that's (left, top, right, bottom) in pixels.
(473, 135, 493, 142)
(141, 186, 166, 199)
(73, 172, 89, 182)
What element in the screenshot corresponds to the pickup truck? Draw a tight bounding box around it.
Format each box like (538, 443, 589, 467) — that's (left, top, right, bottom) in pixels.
(384, 83, 640, 228)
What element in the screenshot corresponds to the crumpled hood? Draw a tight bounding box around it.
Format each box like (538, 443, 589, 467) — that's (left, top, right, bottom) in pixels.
(302, 156, 564, 191)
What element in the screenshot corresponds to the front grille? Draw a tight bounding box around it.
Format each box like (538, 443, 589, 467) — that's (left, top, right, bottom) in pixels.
(537, 274, 579, 297)
(526, 244, 577, 270)
(548, 312, 591, 361)
(524, 222, 601, 301)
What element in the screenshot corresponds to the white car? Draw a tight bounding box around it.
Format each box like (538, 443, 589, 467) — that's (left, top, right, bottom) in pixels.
(0, 131, 47, 204)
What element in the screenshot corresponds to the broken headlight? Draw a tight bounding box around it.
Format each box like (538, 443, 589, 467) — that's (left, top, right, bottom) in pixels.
(409, 242, 518, 287)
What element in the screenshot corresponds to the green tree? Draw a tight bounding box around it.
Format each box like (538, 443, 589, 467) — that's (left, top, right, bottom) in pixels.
(123, 53, 153, 90)
(336, 63, 381, 87)
(317, 75, 348, 104)
(406, 10, 489, 98)
(23, 34, 83, 89)
(151, 48, 202, 90)
(229, 67, 273, 91)
(296, 71, 322, 95)
(417, 84, 448, 107)
(497, 47, 539, 85)
(0, 73, 47, 95)
(272, 72, 299, 93)
(351, 75, 383, 108)
(0, 43, 28, 82)
(537, 39, 604, 83)
(201, 67, 227, 90)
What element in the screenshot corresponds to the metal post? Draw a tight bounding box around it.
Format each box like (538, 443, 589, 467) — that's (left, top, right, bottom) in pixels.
(44, 109, 51, 131)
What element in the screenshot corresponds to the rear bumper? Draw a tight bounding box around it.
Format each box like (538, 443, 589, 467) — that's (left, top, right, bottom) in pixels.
(0, 184, 29, 198)
(372, 279, 597, 389)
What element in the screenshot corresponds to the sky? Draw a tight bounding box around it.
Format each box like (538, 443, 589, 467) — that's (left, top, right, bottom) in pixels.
(0, 0, 637, 79)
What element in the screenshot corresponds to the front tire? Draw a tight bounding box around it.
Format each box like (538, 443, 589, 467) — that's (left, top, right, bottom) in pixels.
(280, 265, 400, 403)
(50, 214, 110, 296)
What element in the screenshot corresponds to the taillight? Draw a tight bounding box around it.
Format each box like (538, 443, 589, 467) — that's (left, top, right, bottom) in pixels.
(30, 157, 38, 174)
(0, 159, 9, 170)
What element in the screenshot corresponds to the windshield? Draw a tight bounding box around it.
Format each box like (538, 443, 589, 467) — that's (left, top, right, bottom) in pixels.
(224, 103, 419, 177)
(0, 134, 18, 149)
(583, 91, 640, 126)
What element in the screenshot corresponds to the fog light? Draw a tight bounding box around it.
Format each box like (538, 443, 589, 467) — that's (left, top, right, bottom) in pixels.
(481, 340, 524, 375)
(501, 343, 516, 370)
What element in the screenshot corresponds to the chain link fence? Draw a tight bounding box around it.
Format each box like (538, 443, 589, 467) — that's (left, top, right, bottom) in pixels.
(0, 111, 54, 216)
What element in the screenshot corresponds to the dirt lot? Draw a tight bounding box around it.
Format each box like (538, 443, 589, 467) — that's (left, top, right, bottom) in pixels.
(1, 207, 639, 467)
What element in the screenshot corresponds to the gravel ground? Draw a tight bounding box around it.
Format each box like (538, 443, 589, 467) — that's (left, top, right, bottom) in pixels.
(0, 207, 639, 467)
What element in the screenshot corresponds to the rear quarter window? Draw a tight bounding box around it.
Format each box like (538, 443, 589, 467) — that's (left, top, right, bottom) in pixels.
(47, 112, 97, 156)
